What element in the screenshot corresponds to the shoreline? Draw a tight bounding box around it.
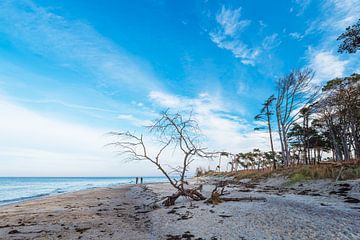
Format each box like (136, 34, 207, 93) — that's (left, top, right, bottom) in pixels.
(0, 177, 168, 207)
(0, 184, 129, 208)
(0, 183, 157, 239)
(0, 182, 165, 208)
(0, 177, 359, 239)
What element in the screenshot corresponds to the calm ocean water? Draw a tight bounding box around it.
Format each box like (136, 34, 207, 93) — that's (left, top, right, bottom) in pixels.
(0, 177, 168, 206)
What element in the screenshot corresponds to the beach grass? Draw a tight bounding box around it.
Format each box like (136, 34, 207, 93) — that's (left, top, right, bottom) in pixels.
(202, 159, 360, 183)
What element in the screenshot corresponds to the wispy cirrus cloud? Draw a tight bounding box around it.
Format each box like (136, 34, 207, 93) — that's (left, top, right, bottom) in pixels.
(0, 0, 161, 91)
(305, 0, 359, 82)
(209, 6, 260, 66)
(209, 6, 284, 66)
(289, 32, 304, 41)
(10, 97, 119, 114)
(308, 49, 349, 84)
(290, 0, 311, 16)
(262, 33, 282, 50)
(304, 0, 359, 39)
(321, 0, 359, 30)
(215, 6, 251, 37)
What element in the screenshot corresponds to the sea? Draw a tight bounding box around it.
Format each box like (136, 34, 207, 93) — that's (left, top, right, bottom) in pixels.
(0, 176, 168, 206)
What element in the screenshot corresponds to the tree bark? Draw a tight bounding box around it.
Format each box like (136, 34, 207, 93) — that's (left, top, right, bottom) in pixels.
(266, 106, 276, 169)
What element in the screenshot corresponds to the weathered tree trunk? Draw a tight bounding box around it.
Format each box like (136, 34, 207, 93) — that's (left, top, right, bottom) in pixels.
(350, 123, 360, 158)
(276, 107, 286, 165)
(317, 148, 321, 163)
(303, 114, 308, 165)
(327, 118, 342, 161)
(163, 191, 182, 206)
(341, 134, 350, 160)
(266, 106, 276, 169)
(282, 127, 291, 165)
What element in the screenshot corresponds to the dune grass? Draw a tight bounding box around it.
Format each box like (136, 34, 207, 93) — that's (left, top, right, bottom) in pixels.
(202, 159, 360, 184)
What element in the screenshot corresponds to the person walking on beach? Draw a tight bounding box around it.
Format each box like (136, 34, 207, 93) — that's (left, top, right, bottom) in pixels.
(136, 177, 138, 184)
(140, 177, 143, 184)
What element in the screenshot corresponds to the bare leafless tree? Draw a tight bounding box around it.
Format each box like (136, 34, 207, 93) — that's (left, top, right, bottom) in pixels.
(255, 94, 276, 169)
(108, 110, 214, 206)
(275, 69, 319, 165)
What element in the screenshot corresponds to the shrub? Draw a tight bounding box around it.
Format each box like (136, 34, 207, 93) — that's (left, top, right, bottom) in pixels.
(288, 173, 311, 184)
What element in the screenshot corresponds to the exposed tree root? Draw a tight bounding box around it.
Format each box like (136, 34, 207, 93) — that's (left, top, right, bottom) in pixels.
(163, 188, 206, 206)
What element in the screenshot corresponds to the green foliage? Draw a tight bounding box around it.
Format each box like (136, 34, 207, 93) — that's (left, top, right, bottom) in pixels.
(352, 166, 360, 176)
(337, 18, 360, 54)
(287, 165, 343, 184)
(288, 173, 311, 184)
(287, 162, 360, 183)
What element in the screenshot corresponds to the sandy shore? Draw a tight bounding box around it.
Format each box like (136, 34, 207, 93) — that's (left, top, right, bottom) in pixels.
(0, 184, 154, 239)
(0, 177, 359, 240)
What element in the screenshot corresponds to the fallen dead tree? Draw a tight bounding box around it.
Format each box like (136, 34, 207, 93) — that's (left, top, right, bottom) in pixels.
(109, 110, 215, 206)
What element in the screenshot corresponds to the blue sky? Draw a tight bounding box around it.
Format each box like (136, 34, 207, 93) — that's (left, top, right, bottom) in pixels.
(0, 0, 358, 176)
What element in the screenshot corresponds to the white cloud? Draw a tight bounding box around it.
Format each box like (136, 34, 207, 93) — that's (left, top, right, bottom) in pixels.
(302, 0, 359, 80)
(149, 91, 184, 109)
(262, 33, 281, 50)
(289, 32, 303, 40)
(215, 6, 251, 37)
(0, 0, 160, 91)
(117, 114, 152, 127)
(258, 20, 267, 30)
(308, 50, 349, 83)
(209, 6, 259, 65)
(149, 91, 270, 153)
(0, 97, 160, 176)
(0, 96, 218, 176)
(209, 33, 260, 66)
(0, 93, 273, 176)
(323, 0, 360, 30)
(291, 0, 311, 16)
(11, 97, 118, 114)
(305, 0, 360, 38)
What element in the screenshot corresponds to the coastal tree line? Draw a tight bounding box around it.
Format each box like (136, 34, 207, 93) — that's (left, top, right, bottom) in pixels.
(229, 19, 360, 171)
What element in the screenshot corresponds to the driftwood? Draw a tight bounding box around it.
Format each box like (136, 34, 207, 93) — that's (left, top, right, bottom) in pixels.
(221, 197, 267, 202)
(163, 191, 183, 207)
(335, 166, 344, 182)
(206, 182, 266, 204)
(206, 194, 266, 204)
(206, 191, 222, 205)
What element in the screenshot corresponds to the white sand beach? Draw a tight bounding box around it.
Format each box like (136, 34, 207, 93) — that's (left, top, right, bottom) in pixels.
(0, 176, 359, 240)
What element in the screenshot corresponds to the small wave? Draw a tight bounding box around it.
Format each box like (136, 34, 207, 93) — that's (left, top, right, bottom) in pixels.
(52, 188, 65, 193)
(0, 193, 50, 205)
(0, 177, 169, 206)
